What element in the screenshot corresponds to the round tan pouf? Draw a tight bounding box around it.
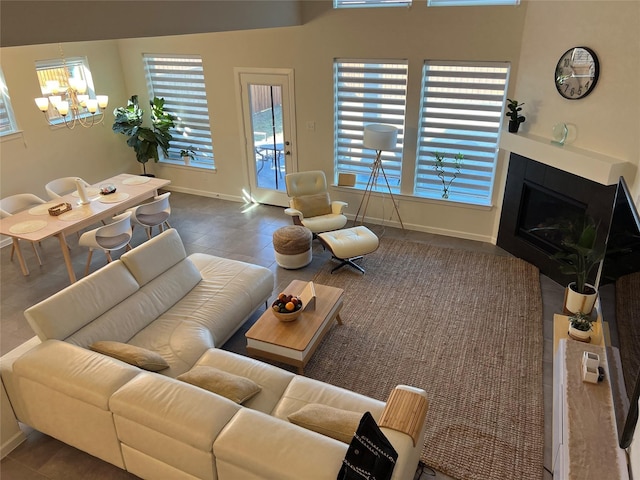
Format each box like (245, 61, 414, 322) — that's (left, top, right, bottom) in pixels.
(273, 225, 313, 269)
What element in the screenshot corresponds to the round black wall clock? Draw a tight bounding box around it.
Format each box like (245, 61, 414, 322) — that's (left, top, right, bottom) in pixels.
(554, 46, 600, 100)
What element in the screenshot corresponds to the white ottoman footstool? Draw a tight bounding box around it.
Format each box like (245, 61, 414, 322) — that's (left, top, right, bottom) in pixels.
(318, 226, 379, 274)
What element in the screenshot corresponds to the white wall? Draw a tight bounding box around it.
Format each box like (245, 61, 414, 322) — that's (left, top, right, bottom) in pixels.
(0, 41, 132, 200)
(1, 0, 638, 242)
(512, 0, 640, 202)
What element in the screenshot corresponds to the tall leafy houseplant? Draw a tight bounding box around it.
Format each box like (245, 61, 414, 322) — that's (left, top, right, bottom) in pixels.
(554, 215, 603, 296)
(531, 214, 604, 314)
(113, 95, 175, 175)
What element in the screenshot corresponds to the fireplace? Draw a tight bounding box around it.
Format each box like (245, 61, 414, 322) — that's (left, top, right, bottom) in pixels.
(497, 153, 617, 285)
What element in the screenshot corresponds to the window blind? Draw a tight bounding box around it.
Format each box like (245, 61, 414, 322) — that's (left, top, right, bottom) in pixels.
(415, 61, 509, 205)
(334, 59, 408, 193)
(428, 0, 519, 6)
(335, 0, 411, 8)
(144, 55, 214, 168)
(0, 71, 17, 136)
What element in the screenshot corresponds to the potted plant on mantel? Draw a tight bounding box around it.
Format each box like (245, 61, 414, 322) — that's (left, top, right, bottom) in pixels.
(112, 95, 175, 176)
(505, 99, 526, 133)
(567, 311, 595, 343)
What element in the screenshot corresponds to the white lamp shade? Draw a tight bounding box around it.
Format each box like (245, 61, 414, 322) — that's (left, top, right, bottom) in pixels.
(35, 97, 49, 112)
(363, 124, 398, 151)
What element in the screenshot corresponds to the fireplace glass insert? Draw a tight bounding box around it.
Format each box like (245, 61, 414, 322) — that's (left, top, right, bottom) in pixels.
(518, 181, 588, 256)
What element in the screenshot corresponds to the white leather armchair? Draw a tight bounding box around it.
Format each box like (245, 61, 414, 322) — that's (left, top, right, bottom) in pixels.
(284, 171, 347, 234)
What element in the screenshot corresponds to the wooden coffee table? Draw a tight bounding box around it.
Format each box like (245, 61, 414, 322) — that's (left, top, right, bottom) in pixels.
(245, 279, 343, 374)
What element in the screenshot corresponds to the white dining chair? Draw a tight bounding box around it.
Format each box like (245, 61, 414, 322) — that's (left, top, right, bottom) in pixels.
(45, 177, 86, 199)
(0, 193, 48, 266)
(129, 192, 172, 240)
(78, 211, 133, 276)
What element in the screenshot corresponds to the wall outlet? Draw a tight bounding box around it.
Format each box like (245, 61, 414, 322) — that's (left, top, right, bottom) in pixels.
(306, 121, 316, 132)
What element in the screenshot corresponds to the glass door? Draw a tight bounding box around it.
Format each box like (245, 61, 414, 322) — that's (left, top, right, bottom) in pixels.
(237, 69, 297, 207)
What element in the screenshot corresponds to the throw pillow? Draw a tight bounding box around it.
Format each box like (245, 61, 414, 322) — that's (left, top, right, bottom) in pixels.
(176, 366, 261, 404)
(292, 193, 332, 218)
(288, 403, 361, 444)
(337, 411, 398, 480)
(89, 341, 169, 372)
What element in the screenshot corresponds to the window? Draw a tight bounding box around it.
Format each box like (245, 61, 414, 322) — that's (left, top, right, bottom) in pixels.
(415, 61, 509, 205)
(0, 69, 17, 136)
(144, 54, 214, 169)
(335, 0, 411, 8)
(334, 59, 408, 193)
(428, 0, 519, 6)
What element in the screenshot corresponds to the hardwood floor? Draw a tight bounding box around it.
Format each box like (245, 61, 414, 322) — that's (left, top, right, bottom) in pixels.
(0, 191, 559, 479)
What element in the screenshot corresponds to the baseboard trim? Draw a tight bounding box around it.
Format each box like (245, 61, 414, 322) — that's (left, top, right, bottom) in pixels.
(162, 186, 244, 204)
(1, 430, 26, 459)
(343, 214, 494, 244)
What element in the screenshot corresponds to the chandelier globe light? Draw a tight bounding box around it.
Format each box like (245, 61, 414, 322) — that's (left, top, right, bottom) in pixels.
(34, 45, 108, 129)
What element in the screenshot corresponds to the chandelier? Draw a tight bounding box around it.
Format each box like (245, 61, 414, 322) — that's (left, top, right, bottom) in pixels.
(34, 45, 108, 129)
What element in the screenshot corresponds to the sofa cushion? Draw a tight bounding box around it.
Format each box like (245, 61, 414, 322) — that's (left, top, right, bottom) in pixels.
(110, 373, 241, 453)
(168, 253, 274, 347)
(126, 319, 214, 378)
(193, 349, 294, 414)
(272, 375, 385, 422)
(24, 261, 139, 341)
(177, 366, 261, 404)
(120, 228, 195, 287)
(65, 259, 204, 351)
(12, 340, 140, 410)
(89, 341, 169, 372)
(288, 403, 361, 443)
(292, 193, 332, 218)
(214, 408, 347, 480)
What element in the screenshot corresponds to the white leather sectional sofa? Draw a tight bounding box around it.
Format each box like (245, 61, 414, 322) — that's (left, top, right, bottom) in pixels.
(1, 228, 428, 480)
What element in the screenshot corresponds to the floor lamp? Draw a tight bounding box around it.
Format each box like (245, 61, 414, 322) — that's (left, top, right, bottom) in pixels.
(353, 124, 405, 230)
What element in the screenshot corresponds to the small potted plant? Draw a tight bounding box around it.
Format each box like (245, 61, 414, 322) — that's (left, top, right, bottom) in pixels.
(433, 152, 464, 199)
(568, 311, 594, 342)
(505, 99, 526, 133)
(180, 148, 196, 165)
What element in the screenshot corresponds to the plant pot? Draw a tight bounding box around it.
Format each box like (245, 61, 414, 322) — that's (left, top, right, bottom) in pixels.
(508, 120, 520, 133)
(564, 282, 598, 315)
(568, 324, 591, 343)
(182, 156, 191, 166)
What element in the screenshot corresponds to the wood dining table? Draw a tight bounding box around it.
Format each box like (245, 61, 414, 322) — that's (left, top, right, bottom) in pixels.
(0, 173, 171, 284)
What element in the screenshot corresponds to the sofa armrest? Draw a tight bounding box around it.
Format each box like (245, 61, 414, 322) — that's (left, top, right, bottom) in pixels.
(331, 201, 348, 215)
(379, 385, 429, 447)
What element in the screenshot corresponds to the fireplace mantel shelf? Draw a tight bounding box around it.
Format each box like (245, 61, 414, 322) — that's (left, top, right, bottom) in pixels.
(500, 132, 636, 186)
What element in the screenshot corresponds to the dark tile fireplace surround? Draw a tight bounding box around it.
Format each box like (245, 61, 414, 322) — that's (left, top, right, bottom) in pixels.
(497, 153, 617, 286)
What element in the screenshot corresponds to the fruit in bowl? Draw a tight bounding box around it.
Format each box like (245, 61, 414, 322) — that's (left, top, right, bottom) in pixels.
(271, 293, 304, 322)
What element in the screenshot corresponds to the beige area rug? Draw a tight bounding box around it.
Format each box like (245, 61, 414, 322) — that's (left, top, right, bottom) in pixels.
(304, 237, 544, 480)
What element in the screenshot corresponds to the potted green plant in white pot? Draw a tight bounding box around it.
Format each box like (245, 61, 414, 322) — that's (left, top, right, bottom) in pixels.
(180, 148, 196, 165)
(528, 214, 604, 314)
(112, 95, 175, 176)
(554, 215, 603, 315)
(567, 311, 595, 343)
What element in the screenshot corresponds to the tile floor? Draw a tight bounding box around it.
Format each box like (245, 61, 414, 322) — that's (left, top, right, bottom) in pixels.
(0, 191, 560, 479)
